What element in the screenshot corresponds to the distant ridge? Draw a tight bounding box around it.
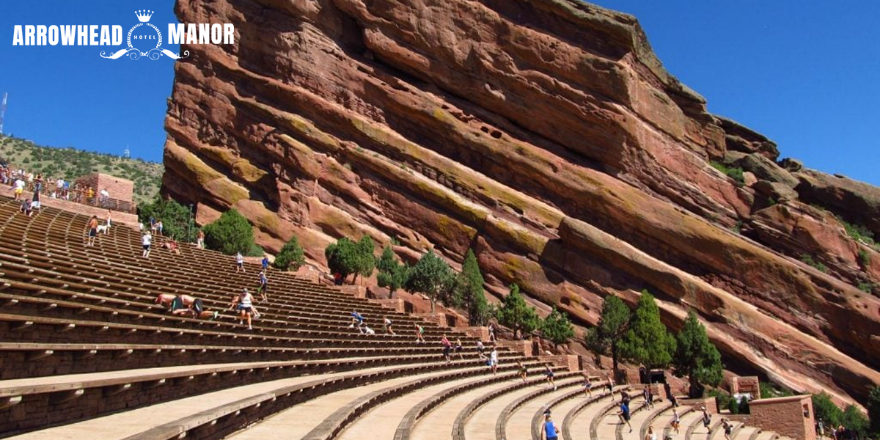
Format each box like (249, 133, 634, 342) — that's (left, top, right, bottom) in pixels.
(0, 134, 163, 205)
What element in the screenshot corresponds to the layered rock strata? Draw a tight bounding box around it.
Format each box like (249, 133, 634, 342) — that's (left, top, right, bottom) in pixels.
(163, 0, 880, 404)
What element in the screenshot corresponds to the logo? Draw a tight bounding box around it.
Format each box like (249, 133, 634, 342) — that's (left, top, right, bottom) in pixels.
(11, 9, 236, 62)
(101, 10, 186, 60)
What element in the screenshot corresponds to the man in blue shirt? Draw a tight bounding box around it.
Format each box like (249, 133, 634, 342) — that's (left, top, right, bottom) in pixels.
(543, 412, 559, 440)
(619, 401, 633, 432)
(351, 310, 365, 331)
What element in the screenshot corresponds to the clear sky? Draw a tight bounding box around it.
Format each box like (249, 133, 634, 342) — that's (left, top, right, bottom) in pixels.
(0, 1, 878, 185)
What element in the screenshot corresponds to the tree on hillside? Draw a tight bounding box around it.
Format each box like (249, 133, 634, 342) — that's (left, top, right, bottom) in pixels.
(325, 236, 375, 283)
(869, 386, 880, 437)
(353, 236, 376, 283)
(586, 295, 630, 374)
(138, 197, 196, 242)
(203, 209, 255, 255)
(496, 283, 541, 340)
(454, 249, 490, 325)
(274, 237, 305, 271)
(619, 290, 676, 369)
(406, 250, 452, 313)
(541, 306, 575, 348)
(842, 405, 870, 438)
(376, 246, 409, 294)
(673, 309, 723, 398)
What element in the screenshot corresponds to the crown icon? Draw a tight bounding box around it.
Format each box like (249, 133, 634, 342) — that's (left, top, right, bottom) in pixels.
(135, 10, 154, 22)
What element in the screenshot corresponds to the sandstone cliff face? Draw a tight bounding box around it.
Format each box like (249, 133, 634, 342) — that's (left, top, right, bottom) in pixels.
(163, 0, 880, 404)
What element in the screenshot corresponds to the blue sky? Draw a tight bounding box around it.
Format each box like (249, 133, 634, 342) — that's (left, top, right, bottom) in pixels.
(0, 1, 878, 185)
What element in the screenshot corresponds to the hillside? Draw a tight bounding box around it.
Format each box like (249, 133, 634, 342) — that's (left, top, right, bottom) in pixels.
(161, 0, 880, 406)
(0, 134, 163, 205)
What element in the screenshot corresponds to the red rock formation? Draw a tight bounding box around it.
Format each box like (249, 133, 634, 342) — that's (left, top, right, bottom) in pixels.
(162, 0, 880, 404)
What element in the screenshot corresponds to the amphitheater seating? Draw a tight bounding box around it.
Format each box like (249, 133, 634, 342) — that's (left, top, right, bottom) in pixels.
(0, 196, 794, 440)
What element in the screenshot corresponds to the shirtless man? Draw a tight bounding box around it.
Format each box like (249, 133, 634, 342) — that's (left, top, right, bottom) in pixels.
(85, 215, 99, 247)
(155, 293, 218, 320)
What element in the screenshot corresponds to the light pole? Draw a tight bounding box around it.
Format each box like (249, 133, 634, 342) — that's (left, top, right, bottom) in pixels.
(188, 204, 194, 243)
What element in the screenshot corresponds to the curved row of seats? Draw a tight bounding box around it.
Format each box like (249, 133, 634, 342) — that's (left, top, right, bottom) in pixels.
(0, 197, 793, 440)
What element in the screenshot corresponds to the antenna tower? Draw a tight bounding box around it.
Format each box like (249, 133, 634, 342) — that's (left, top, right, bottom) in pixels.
(0, 93, 7, 135)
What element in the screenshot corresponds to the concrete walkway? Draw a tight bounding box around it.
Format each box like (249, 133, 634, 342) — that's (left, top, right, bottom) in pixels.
(7, 364, 405, 440)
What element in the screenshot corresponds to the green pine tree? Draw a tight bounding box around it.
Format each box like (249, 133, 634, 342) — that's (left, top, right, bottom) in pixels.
(541, 306, 575, 348)
(138, 197, 196, 242)
(869, 386, 880, 436)
(376, 246, 398, 274)
(376, 246, 409, 294)
(353, 236, 375, 283)
(496, 284, 540, 339)
(406, 250, 452, 313)
(585, 295, 630, 374)
(274, 237, 305, 271)
(673, 310, 723, 397)
(455, 249, 489, 325)
(325, 237, 360, 282)
(842, 405, 870, 438)
(813, 393, 842, 428)
(203, 209, 255, 255)
(619, 290, 676, 369)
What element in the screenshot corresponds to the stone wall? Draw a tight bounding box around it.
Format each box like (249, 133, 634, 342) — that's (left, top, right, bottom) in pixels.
(497, 339, 532, 357)
(369, 298, 404, 313)
(729, 376, 761, 396)
(337, 285, 367, 299)
(461, 327, 489, 341)
(679, 397, 718, 414)
(413, 313, 446, 328)
(748, 395, 815, 440)
(75, 173, 134, 204)
(537, 354, 580, 372)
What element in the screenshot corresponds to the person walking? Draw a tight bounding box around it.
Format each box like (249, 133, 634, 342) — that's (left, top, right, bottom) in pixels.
(701, 407, 712, 434)
(141, 230, 152, 258)
(414, 323, 425, 343)
(453, 338, 464, 360)
(235, 252, 245, 273)
(544, 364, 557, 390)
(671, 408, 681, 435)
(441, 334, 452, 364)
(261, 255, 269, 271)
(619, 400, 633, 433)
(583, 374, 593, 398)
(257, 270, 269, 303)
(606, 374, 615, 397)
(13, 176, 24, 201)
(351, 310, 365, 332)
(196, 229, 205, 249)
(19, 198, 33, 217)
(489, 346, 499, 375)
(229, 288, 255, 330)
(488, 323, 496, 342)
(517, 361, 528, 383)
(722, 419, 732, 440)
(542, 412, 560, 440)
(645, 425, 657, 440)
(85, 215, 99, 247)
(476, 341, 486, 361)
